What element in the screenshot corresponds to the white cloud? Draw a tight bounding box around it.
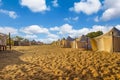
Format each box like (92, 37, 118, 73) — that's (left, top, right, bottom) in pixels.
(100, 0, 120, 21)
(50, 24, 73, 34)
(0, 27, 18, 34)
(59, 24, 73, 34)
(24, 34, 38, 39)
(91, 25, 112, 33)
(115, 25, 120, 29)
(0, 9, 18, 19)
(73, 16, 79, 21)
(64, 16, 79, 22)
(50, 26, 59, 31)
(52, 0, 59, 7)
(94, 16, 99, 22)
(21, 25, 49, 34)
(35, 33, 59, 43)
(70, 0, 101, 15)
(48, 33, 59, 39)
(20, 0, 50, 12)
(49, 23, 120, 38)
(37, 38, 56, 44)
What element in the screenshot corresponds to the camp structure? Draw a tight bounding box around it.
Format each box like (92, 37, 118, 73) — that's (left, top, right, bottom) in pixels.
(13, 37, 21, 46)
(71, 35, 91, 50)
(91, 27, 120, 52)
(60, 36, 74, 48)
(31, 40, 43, 45)
(13, 39, 31, 46)
(20, 39, 31, 46)
(51, 39, 61, 46)
(0, 33, 7, 51)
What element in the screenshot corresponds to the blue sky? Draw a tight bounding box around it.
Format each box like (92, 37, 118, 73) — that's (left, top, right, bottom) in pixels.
(0, 0, 120, 43)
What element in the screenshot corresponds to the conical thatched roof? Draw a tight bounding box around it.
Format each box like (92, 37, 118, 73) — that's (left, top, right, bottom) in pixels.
(66, 36, 74, 41)
(108, 27, 120, 36)
(75, 35, 88, 42)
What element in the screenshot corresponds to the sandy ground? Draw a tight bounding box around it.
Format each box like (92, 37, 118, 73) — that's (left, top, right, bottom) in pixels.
(0, 45, 120, 80)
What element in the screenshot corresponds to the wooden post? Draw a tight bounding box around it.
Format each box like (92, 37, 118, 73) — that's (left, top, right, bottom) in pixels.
(0, 45, 1, 51)
(112, 32, 114, 52)
(75, 39, 76, 48)
(75, 38, 77, 48)
(9, 32, 11, 50)
(86, 37, 88, 51)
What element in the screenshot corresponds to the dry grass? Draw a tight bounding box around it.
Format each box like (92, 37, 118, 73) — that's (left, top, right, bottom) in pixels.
(0, 45, 120, 80)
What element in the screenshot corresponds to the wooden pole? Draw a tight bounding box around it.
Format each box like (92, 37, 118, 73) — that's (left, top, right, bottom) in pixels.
(9, 32, 11, 50)
(86, 37, 88, 51)
(112, 32, 114, 52)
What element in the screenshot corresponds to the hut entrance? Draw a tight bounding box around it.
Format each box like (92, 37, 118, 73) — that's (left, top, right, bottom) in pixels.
(113, 37, 120, 52)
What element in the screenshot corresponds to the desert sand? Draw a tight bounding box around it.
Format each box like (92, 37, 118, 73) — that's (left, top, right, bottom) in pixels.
(0, 45, 120, 80)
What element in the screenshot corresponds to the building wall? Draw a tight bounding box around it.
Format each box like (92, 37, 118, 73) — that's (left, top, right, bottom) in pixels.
(90, 39, 98, 51)
(103, 36, 112, 52)
(71, 41, 77, 48)
(96, 38, 104, 51)
(0, 36, 7, 45)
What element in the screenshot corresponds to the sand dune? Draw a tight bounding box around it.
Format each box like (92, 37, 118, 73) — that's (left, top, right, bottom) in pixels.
(0, 45, 120, 80)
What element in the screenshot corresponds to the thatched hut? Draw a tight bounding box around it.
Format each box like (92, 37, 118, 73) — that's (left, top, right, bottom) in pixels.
(13, 39, 31, 46)
(0, 33, 7, 51)
(61, 36, 74, 48)
(20, 39, 31, 46)
(71, 35, 91, 50)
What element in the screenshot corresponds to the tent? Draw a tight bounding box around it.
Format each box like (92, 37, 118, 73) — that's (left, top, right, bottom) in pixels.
(60, 36, 74, 48)
(71, 35, 91, 50)
(20, 39, 31, 46)
(14, 39, 31, 46)
(91, 27, 120, 52)
(14, 41, 21, 46)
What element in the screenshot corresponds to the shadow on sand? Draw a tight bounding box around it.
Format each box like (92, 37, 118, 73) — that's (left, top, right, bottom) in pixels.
(0, 50, 27, 70)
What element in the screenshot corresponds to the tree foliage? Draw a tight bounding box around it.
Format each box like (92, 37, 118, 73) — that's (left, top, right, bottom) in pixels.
(86, 31, 103, 38)
(14, 36, 24, 41)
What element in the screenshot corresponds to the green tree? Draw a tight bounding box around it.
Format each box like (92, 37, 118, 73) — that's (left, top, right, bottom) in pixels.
(86, 31, 103, 38)
(13, 36, 24, 41)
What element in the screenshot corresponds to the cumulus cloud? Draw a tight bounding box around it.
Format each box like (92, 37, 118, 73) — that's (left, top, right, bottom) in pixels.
(50, 23, 120, 38)
(35, 33, 59, 43)
(0, 9, 18, 19)
(50, 24, 73, 34)
(20, 0, 50, 12)
(37, 38, 56, 44)
(52, 0, 59, 7)
(50, 26, 59, 31)
(48, 33, 59, 39)
(100, 0, 120, 21)
(70, 0, 101, 15)
(21, 25, 49, 34)
(59, 24, 73, 34)
(0, 27, 18, 34)
(24, 34, 38, 39)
